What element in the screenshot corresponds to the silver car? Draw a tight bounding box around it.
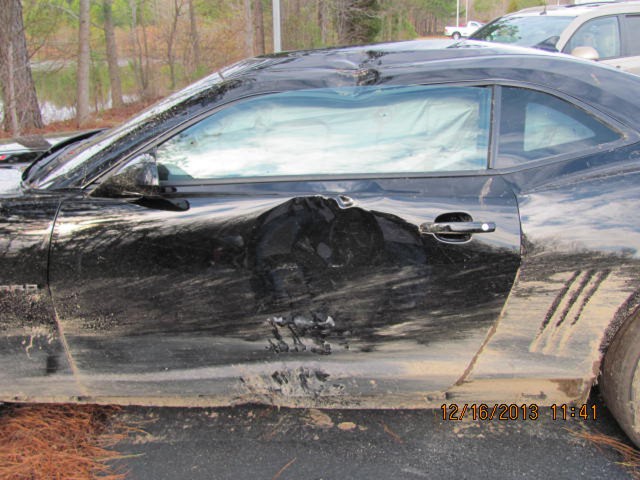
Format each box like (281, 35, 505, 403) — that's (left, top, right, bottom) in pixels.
(471, 1, 640, 75)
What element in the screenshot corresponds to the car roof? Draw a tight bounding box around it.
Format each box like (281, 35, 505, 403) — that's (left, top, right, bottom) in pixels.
(218, 40, 640, 128)
(506, 0, 640, 17)
(225, 39, 559, 74)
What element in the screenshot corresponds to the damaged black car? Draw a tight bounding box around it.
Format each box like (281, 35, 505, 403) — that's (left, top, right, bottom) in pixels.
(2, 39, 640, 447)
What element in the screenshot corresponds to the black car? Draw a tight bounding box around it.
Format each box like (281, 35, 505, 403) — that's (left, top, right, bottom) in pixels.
(0, 130, 103, 169)
(0, 135, 51, 168)
(2, 40, 640, 447)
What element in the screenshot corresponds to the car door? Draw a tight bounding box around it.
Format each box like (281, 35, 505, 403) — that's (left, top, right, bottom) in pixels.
(48, 84, 522, 406)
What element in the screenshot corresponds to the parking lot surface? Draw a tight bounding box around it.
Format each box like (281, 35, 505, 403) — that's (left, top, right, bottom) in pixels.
(113, 391, 634, 480)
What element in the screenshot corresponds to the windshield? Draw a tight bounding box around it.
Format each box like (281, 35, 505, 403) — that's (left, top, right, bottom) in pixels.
(470, 15, 575, 49)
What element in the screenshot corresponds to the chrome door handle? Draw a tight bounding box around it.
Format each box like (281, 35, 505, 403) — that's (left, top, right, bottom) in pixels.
(420, 221, 496, 235)
(336, 195, 355, 208)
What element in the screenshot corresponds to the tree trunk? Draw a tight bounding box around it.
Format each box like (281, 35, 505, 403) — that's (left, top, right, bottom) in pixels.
(253, 0, 265, 55)
(318, 0, 328, 45)
(165, 0, 183, 90)
(103, 0, 124, 109)
(128, 0, 142, 93)
(244, 0, 255, 57)
(0, 0, 43, 134)
(141, 0, 152, 97)
(77, 0, 91, 127)
(187, 0, 201, 75)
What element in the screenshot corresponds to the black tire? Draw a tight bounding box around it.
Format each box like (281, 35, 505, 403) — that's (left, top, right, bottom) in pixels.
(452, 32, 461, 40)
(601, 313, 640, 447)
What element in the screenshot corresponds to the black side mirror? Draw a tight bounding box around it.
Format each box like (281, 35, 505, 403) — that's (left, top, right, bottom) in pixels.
(535, 36, 559, 52)
(93, 153, 160, 198)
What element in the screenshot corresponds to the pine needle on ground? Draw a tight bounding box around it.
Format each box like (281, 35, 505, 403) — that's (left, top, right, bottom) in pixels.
(576, 430, 640, 479)
(0, 403, 131, 480)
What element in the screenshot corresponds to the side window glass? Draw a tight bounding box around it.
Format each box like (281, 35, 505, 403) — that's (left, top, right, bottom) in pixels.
(154, 85, 491, 181)
(624, 15, 640, 56)
(564, 16, 621, 59)
(496, 87, 621, 168)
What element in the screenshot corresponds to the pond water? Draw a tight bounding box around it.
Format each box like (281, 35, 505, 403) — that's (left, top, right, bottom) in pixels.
(0, 62, 142, 124)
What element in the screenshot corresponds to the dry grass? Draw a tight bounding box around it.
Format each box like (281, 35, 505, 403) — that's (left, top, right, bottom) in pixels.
(0, 404, 131, 480)
(577, 431, 640, 479)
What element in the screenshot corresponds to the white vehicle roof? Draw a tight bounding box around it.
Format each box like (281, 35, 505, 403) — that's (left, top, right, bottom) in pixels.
(510, 1, 640, 18)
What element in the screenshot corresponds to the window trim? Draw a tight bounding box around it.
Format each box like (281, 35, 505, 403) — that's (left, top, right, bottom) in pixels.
(84, 80, 638, 190)
(152, 84, 494, 182)
(621, 14, 640, 57)
(489, 82, 636, 172)
(86, 82, 498, 189)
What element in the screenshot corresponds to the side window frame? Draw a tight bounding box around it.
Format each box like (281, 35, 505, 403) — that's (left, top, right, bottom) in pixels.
(126, 83, 498, 185)
(621, 14, 640, 57)
(489, 83, 635, 172)
(563, 15, 622, 60)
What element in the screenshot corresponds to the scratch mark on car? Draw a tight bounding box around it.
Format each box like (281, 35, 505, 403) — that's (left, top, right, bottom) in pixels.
(570, 270, 610, 325)
(531, 269, 614, 355)
(536, 270, 581, 335)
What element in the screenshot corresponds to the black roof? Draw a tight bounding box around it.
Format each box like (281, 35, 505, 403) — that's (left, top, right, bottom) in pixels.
(223, 39, 640, 129)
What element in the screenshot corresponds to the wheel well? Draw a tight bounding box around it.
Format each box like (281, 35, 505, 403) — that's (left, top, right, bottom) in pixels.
(599, 289, 640, 362)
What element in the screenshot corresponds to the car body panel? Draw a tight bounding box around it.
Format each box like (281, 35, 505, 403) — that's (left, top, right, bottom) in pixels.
(1, 41, 640, 408)
(0, 192, 82, 401)
(451, 143, 640, 404)
(46, 176, 520, 406)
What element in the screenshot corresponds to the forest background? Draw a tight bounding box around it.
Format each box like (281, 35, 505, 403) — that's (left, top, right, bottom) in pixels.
(0, 0, 549, 137)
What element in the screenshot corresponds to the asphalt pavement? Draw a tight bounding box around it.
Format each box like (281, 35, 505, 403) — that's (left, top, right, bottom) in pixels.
(111, 388, 636, 480)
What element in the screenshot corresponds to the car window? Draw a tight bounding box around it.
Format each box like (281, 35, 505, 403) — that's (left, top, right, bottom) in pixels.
(470, 15, 575, 49)
(496, 87, 621, 168)
(624, 15, 640, 56)
(564, 16, 621, 59)
(154, 86, 492, 181)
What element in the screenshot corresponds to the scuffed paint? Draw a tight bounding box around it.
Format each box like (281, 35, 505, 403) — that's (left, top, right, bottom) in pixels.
(240, 367, 345, 402)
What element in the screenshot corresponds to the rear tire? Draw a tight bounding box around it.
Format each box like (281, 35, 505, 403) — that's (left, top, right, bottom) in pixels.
(601, 313, 640, 447)
(452, 32, 461, 40)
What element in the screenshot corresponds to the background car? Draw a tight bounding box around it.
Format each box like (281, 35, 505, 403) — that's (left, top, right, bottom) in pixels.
(470, 1, 640, 74)
(444, 20, 484, 39)
(2, 41, 640, 448)
(0, 129, 103, 170)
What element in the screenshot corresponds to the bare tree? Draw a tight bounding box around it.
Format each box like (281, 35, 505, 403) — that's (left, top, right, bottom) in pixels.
(103, 0, 124, 109)
(253, 0, 265, 55)
(244, 0, 255, 56)
(187, 0, 201, 75)
(77, 0, 91, 126)
(318, 0, 329, 45)
(162, 0, 185, 89)
(0, 0, 43, 134)
(129, 0, 152, 98)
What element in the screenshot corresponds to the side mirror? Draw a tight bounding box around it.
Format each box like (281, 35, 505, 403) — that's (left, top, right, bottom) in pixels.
(571, 46, 599, 61)
(536, 36, 559, 52)
(93, 153, 160, 198)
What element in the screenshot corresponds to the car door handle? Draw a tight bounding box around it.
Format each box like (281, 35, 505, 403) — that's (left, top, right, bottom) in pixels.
(336, 195, 355, 208)
(419, 221, 496, 235)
